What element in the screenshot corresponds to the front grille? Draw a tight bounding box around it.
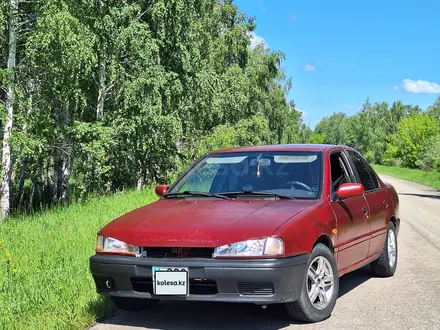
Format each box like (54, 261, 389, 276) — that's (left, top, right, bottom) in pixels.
(143, 247, 214, 258)
(237, 282, 275, 296)
(93, 275, 115, 290)
(131, 277, 153, 293)
(131, 277, 218, 295)
(189, 279, 218, 295)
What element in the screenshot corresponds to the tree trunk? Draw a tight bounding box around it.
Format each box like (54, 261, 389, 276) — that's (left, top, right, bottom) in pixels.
(53, 105, 70, 203)
(34, 160, 45, 209)
(16, 157, 27, 209)
(53, 148, 71, 203)
(28, 184, 35, 214)
(45, 156, 51, 204)
(0, 0, 19, 220)
(53, 147, 62, 202)
(143, 167, 150, 188)
(61, 156, 71, 202)
(86, 50, 106, 197)
(136, 160, 143, 191)
(83, 155, 92, 199)
(16, 81, 34, 210)
(96, 53, 106, 120)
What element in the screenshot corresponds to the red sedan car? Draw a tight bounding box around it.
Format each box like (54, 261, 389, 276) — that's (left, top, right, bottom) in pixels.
(90, 144, 400, 323)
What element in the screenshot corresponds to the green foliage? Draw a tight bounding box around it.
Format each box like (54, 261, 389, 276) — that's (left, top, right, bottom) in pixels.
(314, 112, 348, 145)
(427, 96, 440, 124)
(383, 114, 439, 168)
(0, 0, 306, 213)
(72, 121, 116, 199)
(311, 98, 440, 169)
(179, 113, 272, 174)
(420, 134, 440, 171)
(308, 133, 326, 144)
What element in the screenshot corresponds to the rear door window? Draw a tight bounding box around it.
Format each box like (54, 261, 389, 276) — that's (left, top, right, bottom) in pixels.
(346, 150, 379, 192)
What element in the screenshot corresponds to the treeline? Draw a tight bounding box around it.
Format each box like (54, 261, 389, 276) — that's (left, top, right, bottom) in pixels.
(310, 96, 440, 170)
(0, 0, 308, 218)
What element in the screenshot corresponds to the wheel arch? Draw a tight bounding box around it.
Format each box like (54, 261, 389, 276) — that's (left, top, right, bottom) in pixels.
(389, 215, 400, 236)
(312, 234, 334, 253)
(389, 215, 397, 227)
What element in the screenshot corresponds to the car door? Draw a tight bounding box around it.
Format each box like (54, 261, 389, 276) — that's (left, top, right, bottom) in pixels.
(346, 150, 390, 257)
(329, 150, 370, 271)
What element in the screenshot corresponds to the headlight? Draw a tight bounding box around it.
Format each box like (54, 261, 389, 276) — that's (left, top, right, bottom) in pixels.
(96, 235, 140, 256)
(213, 237, 284, 258)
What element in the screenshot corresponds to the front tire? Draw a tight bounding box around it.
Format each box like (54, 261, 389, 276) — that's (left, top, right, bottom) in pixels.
(285, 243, 339, 323)
(110, 297, 159, 311)
(370, 221, 398, 277)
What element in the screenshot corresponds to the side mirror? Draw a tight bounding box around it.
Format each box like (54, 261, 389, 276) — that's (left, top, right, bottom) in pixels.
(155, 184, 168, 197)
(332, 183, 364, 201)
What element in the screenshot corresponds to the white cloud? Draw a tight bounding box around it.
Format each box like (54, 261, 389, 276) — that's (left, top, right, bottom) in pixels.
(304, 63, 317, 72)
(402, 79, 440, 94)
(344, 104, 356, 110)
(248, 32, 268, 50)
(393, 85, 399, 92)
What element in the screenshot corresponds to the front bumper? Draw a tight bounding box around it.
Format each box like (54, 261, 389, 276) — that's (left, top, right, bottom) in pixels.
(89, 254, 309, 304)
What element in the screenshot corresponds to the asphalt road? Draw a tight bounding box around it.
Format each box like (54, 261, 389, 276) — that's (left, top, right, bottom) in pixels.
(90, 174, 440, 330)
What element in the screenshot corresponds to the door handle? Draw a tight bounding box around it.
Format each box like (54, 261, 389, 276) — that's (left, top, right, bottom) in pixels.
(383, 200, 389, 209)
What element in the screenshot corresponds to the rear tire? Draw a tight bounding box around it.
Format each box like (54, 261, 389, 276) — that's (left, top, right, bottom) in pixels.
(370, 221, 398, 277)
(285, 243, 339, 323)
(110, 297, 159, 311)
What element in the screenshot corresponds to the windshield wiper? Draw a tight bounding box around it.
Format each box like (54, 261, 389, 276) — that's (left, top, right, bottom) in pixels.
(163, 191, 232, 200)
(220, 191, 295, 200)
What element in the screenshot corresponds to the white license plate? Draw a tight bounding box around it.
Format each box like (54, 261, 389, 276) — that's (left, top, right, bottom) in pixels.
(152, 267, 189, 296)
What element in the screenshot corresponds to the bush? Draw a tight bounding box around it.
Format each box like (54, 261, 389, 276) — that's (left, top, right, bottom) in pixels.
(384, 114, 439, 168)
(420, 134, 440, 171)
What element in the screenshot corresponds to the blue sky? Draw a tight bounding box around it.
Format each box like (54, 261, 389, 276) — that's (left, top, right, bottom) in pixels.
(235, 0, 440, 128)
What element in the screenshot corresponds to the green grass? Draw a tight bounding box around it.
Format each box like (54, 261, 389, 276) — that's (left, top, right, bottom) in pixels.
(0, 188, 158, 330)
(372, 164, 440, 190)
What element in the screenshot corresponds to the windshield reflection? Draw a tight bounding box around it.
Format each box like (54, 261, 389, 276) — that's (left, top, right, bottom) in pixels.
(169, 151, 323, 199)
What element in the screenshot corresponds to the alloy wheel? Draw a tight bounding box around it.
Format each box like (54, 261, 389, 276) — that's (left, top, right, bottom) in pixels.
(307, 256, 335, 310)
(388, 229, 397, 267)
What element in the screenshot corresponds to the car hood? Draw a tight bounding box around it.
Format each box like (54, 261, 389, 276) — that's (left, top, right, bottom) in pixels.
(100, 198, 317, 247)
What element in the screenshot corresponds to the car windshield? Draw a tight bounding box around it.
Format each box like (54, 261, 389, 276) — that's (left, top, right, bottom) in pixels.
(168, 151, 323, 199)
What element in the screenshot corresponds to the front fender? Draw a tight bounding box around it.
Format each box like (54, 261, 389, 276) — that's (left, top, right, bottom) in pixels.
(271, 199, 336, 257)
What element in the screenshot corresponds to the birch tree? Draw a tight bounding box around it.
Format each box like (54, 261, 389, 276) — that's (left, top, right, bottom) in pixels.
(0, 0, 19, 219)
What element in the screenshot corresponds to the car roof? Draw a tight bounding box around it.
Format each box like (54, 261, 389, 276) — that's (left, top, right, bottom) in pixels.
(209, 144, 352, 154)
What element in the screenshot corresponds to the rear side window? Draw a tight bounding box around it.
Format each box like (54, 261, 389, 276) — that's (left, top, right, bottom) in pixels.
(364, 163, 379, 189)
(346, 151, 379, 192)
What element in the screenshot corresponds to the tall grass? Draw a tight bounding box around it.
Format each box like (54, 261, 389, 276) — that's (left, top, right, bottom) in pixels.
(0, 188, 157, 330)
(373, 164, 440, 190)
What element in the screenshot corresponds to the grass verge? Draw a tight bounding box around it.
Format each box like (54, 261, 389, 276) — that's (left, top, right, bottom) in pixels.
(373, 164, 440, 190)
(0, 188, 157, 330)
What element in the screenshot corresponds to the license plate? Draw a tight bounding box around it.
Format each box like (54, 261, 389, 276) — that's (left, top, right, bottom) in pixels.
(152, 267, 189, 296)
